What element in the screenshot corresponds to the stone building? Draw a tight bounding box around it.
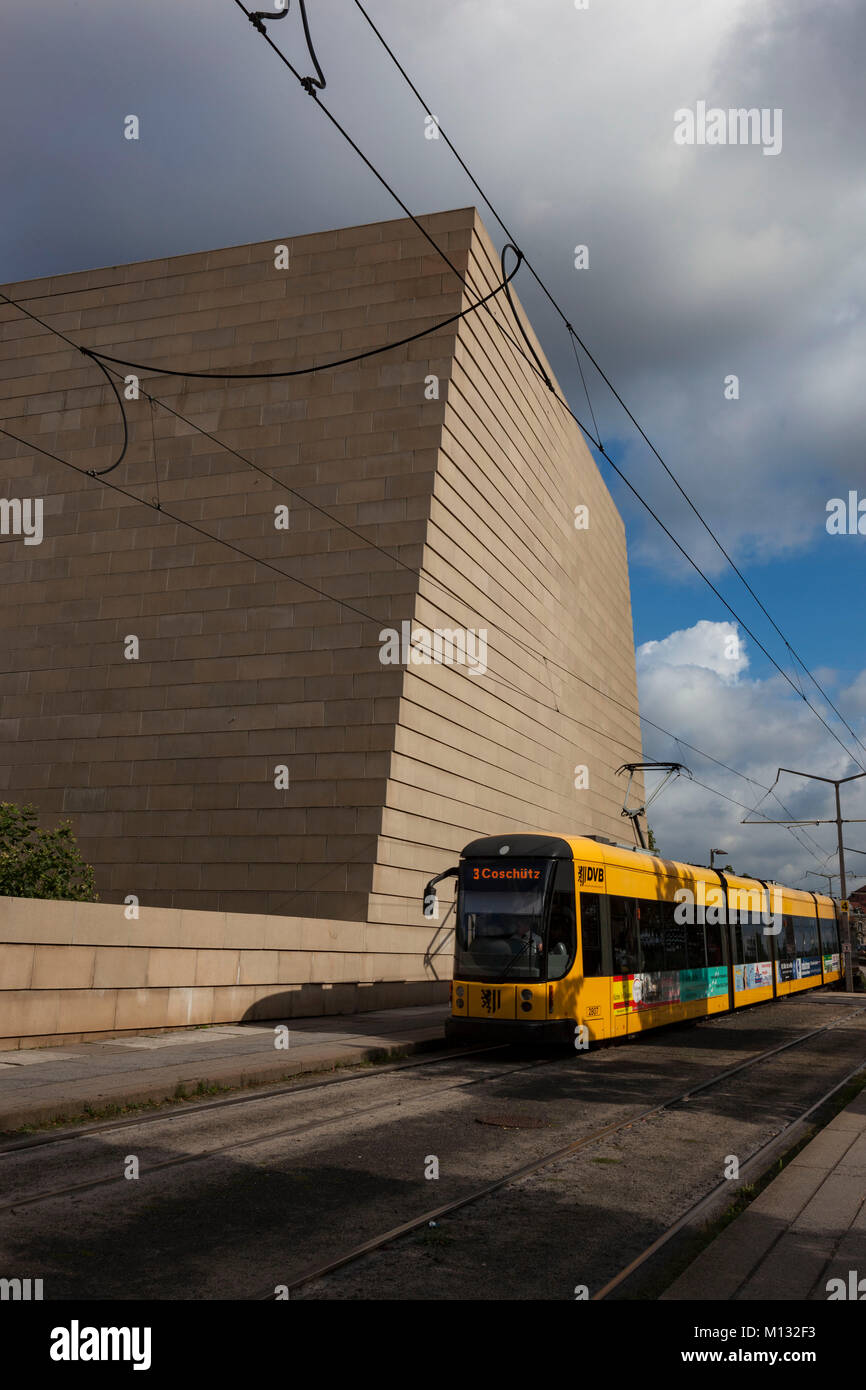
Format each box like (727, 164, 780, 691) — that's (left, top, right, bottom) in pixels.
(0, 206, 644, 942)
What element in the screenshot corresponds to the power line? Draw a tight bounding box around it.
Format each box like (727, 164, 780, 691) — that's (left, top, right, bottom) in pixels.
(590, 436, 866, 772)
(349, 0, 866, 771)
(227, 0, 557, 402)
(223, 0, 866, 777)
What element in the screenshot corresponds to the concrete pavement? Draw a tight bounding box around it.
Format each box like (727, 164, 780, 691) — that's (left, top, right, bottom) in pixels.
(0, 1004, 450, 1133)
(662, 1086, 866, 1300)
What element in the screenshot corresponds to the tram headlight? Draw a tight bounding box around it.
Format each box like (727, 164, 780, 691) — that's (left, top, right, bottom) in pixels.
(521, 989, 532, 1000)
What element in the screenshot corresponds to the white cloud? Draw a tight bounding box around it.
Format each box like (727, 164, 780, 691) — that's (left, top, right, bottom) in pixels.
(638, 619, 749, 683)
(636, 619, 866, 887)
(840, 671, 866, 715)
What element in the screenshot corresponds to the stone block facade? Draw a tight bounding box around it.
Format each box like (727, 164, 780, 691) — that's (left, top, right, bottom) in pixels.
(0, 207, 643, 939)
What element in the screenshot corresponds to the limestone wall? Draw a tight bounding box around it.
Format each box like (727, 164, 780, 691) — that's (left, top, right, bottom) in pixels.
(0, 896, 447, 1049)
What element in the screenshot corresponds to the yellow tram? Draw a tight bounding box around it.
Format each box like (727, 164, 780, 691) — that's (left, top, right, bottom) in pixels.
(426, 834, 844, 1045)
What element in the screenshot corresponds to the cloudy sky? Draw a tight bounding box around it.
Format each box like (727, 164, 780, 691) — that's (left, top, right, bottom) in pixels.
(3, 0, 865, 886)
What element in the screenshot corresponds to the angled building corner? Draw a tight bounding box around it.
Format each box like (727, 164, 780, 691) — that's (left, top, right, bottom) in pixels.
(0, 205, 643, 1041)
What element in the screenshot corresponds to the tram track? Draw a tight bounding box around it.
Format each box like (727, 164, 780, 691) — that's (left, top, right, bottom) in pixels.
(256, 1002, 866, 1300)
(592, 1052, 866, 1300)
(0, 1050, 563, 1213)
(0, 1042, 508, 1157)
(4, 1003, 862, 1223)
(3, 1000, 861, 1301)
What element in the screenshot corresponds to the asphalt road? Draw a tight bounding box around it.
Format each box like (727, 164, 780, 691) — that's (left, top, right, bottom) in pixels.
(2, 995, 864, 1300)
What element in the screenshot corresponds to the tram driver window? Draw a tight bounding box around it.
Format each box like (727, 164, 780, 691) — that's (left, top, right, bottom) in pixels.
(547, 861, 576, 980)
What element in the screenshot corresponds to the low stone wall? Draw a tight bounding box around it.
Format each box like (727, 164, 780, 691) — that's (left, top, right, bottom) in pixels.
(0, 896, 452, 1049)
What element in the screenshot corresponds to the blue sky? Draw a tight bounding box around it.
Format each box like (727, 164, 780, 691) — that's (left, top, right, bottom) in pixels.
(3, 0, 865, 884)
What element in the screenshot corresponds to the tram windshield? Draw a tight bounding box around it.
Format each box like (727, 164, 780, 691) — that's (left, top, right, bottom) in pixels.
(455, 859, 554, 981)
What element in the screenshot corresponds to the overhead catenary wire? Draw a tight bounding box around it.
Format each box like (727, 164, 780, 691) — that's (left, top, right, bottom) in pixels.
(248, 1, 326, 94)
(50, 246, 524, 382)
(348, 0, 866, 771)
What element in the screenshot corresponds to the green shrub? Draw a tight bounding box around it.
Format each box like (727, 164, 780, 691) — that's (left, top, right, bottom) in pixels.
(0, 802, 98, 902)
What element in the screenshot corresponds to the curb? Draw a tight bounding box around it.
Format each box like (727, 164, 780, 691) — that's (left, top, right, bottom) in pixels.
(0, 1030, 449, 1134)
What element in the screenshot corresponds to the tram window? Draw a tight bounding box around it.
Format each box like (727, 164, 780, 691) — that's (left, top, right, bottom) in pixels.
(740, 915, 769, 963)
(662, 902, 688, 971)
(706, 919, 724, 966)
(579, 892, 604, 977)
(685, 917, 706, 969)
(794, 914, 819, 957)
(820, 915, 839, 953)
(547, 861, 577, 980)
(609, 895, 639, 974)
(637, 898, 664, 972)
(778, 915, 796, 961)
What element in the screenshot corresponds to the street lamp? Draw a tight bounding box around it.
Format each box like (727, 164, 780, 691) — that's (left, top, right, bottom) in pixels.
(710, 848, 728, 870)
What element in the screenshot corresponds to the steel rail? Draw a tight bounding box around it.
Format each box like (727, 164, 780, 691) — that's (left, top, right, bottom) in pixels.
(593, 1052, 866, 1299)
